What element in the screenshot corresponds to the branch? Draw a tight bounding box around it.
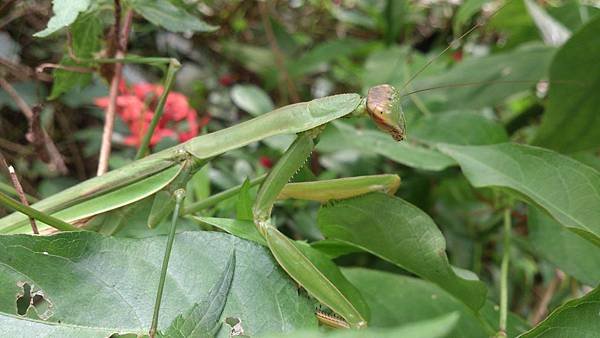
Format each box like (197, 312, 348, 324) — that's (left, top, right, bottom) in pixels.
(530, 270, 565, 325)
(0, 77, 67, 174)
(0, 154, 38, 234)
(96, 5, 134, 176)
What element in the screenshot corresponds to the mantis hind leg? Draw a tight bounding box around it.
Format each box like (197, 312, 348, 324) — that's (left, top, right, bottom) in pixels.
(277, 174, 400, 203)
(252, 131, 367, 329)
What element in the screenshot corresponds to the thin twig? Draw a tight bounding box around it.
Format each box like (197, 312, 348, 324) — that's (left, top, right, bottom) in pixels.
(96, 5, 134, 176)
(6, 164, 38, 234)
(530, 270, 565, 325)
(36, 63, 93, 74)
(0, 77, 67, 173)
(258, 1, 300, 103)
(0, 57, 53, 82)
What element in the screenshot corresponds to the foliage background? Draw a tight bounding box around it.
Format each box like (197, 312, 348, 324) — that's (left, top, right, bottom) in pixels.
(1, 0, 600, 337)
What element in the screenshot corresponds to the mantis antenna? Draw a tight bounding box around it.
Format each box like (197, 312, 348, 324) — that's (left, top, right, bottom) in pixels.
(400, 1, 510, 91)
(401, 79, 583, 97)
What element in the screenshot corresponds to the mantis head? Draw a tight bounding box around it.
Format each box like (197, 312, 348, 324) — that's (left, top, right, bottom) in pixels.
(366, 84, 406, 141)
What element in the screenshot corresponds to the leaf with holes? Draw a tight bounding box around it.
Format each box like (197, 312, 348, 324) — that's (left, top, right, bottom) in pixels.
(0, 231, 315, 337)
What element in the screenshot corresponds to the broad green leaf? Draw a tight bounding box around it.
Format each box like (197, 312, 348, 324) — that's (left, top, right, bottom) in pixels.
(49, 15, 102, 99)
(34, 0, 91, 37)
(289, 39, 368, 78)
(528, 207, 600, 286)
(0, 231, 315, 336)
(161, 250, 235, 337)
(230, 84, 274, 116)
(333, 121, 456, 171)
(519, 285, 600, 337)
(413, 44, 555, 110)
(191, 216, 266, 245)
(0, 314, 118, 338)
(260, 312, 459, 338)
(532, 15, 600, 152)
(438, 143, 600, 246)
(410, 111, 509, 146)
(344, 268, 529, 337)
(128, 0, 217, 33)
(317, 193, 487, 311)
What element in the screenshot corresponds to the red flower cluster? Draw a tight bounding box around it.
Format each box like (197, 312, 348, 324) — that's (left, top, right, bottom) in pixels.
(95, 81, 208, 147)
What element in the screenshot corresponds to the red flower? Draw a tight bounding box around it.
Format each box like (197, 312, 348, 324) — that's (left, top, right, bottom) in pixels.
(95, 81, 209, 147)
(452, 50, 463, 62)
(259, 156, 273, 169)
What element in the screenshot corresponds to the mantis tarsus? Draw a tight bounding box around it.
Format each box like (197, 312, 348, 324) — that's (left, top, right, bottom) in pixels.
(0, 78, 406, 328)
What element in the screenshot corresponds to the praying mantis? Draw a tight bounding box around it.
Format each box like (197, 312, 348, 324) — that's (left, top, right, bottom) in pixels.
(0, 79, 406, 329)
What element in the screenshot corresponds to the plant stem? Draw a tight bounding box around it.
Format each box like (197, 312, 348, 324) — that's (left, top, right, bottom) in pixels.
(182, 174, 267, 215)
(97, 5, 133, 176)
(135, 59, 182, 160)
(499, 208, 511, 335)
(0, 192, 78, 232)
(149, 189, 185, 338)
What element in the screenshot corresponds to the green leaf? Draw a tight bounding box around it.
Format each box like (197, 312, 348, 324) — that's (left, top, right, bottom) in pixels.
(49, 14, 102, 99)
(438, 143, 600, 246)
(528, 207, 600, 286)
(413, 44, 555, 110)
(191, 216, 267, 246)
(0, 314, 119, 338)
(532, 15, 600, 152)
(317, 193, 487, 311)
(344, 268, 529, 337)
(519, 285, 600, 337)
(34, 0, 91, 37)
(128, 0, 217, 33)
(0, 231, 315, 336)
(161, 250, 236, 337)
(333, 121, 456, 171)
(289, 39, 368, 78)
(260, 312, 460, 338)
(230, 84, 274, 117)
(410, 111, 509, 146)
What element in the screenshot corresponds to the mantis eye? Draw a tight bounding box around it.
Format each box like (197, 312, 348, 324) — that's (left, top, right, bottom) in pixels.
(366, 84, 406, 141)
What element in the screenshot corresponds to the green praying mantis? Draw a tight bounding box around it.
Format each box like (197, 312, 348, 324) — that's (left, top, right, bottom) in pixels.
(0, 73, 406, 329)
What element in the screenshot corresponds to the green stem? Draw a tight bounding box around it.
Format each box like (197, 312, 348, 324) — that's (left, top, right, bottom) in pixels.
(136, 59, 182, 160)
(182, 174, 267, 215)
(150, 189, 185, 338)
(0, 191, 78, 232)
(499, 208, 511, 335)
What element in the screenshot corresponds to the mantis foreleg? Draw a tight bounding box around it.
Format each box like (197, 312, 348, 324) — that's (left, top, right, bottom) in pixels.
(252, 130, 367, 329)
